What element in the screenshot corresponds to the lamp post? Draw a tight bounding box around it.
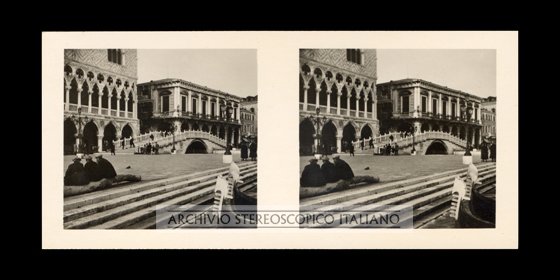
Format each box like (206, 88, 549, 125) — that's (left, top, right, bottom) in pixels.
(72, 107, 89, 155)
(171, 122, 176, 153)
(310, 107, 327, 155)
(409, 122, 417, 155)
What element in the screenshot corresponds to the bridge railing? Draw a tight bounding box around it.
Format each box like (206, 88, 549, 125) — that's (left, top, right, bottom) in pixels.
(114, 130, 228, 150)
(349, 130, 468, 150)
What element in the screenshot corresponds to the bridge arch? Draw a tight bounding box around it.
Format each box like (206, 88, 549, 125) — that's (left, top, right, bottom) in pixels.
(425, 139, 449, 155)
(185, 139, 208, 154)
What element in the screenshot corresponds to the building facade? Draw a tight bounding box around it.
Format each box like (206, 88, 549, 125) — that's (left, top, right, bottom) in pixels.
(299, 49, 379, 155)
(481, 96, 496, 139)
(137, 79, 243, 147)
(240, 95, 258, 137)
(64, 49, 140, 155)
(376, 79, 484, 147)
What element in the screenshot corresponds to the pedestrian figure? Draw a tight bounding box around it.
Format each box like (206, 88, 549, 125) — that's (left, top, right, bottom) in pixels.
(369, 138, 373, 149)
(333, 155, 354, 180)
(240, 140, 248, 161)
(64, 156, 89, 186)
(349, 141, 355, 157)
(320, 155, 338, 183)
(110, 142, 116, 155)
(130, 138, 135, 148)
(300, 158, 326, 187)
(249, 140, 257, 161)
(83, 155, 102, 182)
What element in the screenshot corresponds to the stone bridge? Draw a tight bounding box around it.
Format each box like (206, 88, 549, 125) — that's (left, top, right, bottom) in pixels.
(354, 131, 468, 155)
(115, 130, 228, 154)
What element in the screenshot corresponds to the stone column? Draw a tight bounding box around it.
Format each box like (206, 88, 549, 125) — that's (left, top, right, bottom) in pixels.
(236, 104, 241, 121)
(314, 137, 318, 153)
(98, 92, 102, 113)
(355, 96, 360, 117)
(372, 100, 376, 119)
(65, 86, 70, 111)
(438, 94, 442, 116)
(97, 135, 103, 152)
(124, 98, 129, 116)
(326, 90, 331, 113)
(315, 87, 320, 108)
(456, 100, 460, 119)
(215, 96, 220, 117)
(336, 93, 341, 115)
(88, 90, 92, 113)
(413, 87, 420, 117)
(428, 91, 432, 114)
(187, 90, 193, 113)
(133, 100, 137, 119)
(447, 99, 451, 117)
(364, 98, 369, 118)
(346, 96, 351, 116)
(198, 94, 202, 116)
(336, 135, 342, 153)
(173, 86, 181, 117)
(116, 94, 120, 116)
(303, 86, 309, 111)
(77, 86, 83, 108)
(107, 93, 112, 115)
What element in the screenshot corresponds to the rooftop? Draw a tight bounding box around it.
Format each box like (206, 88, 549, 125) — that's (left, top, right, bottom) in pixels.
(377, 78, 483, 100)
(138, 78, 245, 99)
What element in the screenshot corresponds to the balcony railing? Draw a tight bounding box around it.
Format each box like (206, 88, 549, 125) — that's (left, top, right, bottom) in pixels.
(111, 110, 117, 116)
(330, 108, 337, 114)
(128, 112, 133, 118)
(119, 111, 125, 117)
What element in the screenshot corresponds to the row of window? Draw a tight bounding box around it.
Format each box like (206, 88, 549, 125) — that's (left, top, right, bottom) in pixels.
(242, 125, 256, 134)
(160, 95, 237, 119)
(482, 114, 495, 121)
(108, 49, 124, 65)
(400, 96, 479, 119)
(347, 49, 364, 65)
(241, 113, 255, 121)
(483, 126, 496, 134)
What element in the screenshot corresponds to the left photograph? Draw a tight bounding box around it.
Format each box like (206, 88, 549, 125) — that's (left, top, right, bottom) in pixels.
(63, 49, 258, 229)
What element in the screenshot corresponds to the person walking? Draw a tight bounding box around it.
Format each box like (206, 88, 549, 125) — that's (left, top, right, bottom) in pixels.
(481, 140, 489, 162)
(130, 137, 135, 148)
(110, 141, 116, 155)
(349, 141, 355, 157)
(249, 140, 257, 161)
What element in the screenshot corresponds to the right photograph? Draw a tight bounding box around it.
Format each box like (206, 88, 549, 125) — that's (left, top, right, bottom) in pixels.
(299, 49, 496, 229)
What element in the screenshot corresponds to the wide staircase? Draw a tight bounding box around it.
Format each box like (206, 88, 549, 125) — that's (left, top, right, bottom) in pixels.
(300, 162, 496, 228)
(64, 161, 257, 229)
(114, 130, 228, 153)
(352, 131, 467, 154)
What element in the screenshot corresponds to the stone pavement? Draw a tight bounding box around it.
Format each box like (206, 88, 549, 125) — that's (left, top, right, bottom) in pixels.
(300, 154, 482, 183)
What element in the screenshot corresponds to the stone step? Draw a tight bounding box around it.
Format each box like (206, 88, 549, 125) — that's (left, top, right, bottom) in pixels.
(301, 162, 495, 207)
(307, 173, 496, 228)
(64, 169, 257, 229)
(64, 165, 257, 224)
(302, 164, 496, 209)
(127, 176, 258, 230)
(64, 161, 256, 211)
(303, 169, 495, 221)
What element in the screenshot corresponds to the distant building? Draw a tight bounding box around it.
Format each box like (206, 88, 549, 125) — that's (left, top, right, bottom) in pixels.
(136, 79, 243, 147)
(299, 49, 379, 155)
(481, 96, 496, 139)
(376, 79, 484, 147)
(241, 95, 258, 137)
(64, 49, 139, 155)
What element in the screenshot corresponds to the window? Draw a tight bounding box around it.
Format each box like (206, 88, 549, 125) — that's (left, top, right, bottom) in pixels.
(451, 103, 456, 117)
(181, 96, 187, 112)
(421, 96, 427, 113)
(346, 49, 362, 64)
(108, 49, 124, 65)
(192, 99, 197, 114)
(211, 102, 215, 116)
(202, 100, 207, 115)
(162, 95, 169, 112)
(474, 108, 478, 120)
(432, 99, 438, 114)
(443, 101, 447, 115)
(402, 95, 409, 113)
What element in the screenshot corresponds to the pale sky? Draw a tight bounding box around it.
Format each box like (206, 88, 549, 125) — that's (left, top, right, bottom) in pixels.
(377, 49, 496, 98)
(137, 49, 257, 97)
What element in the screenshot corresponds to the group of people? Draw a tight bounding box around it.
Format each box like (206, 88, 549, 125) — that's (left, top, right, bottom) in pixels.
(480, 141, 496, 162)
(380, 142, 399, 156)
(300, 155, 355, 187)
(240, 140, 257, 161)
(64, 154, 118, 186)
(138, 142, 160, 155)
